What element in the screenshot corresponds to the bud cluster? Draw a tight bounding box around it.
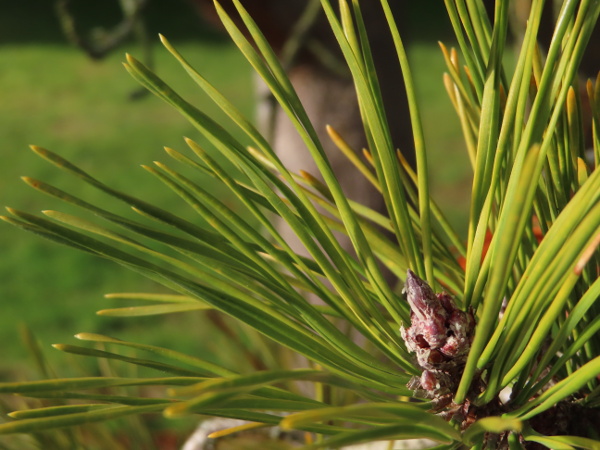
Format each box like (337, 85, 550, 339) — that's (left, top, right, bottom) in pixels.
(400, 270, 475, 396)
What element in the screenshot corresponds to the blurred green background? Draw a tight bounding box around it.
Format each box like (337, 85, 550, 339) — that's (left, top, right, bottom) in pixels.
(0, 1, 468, 376)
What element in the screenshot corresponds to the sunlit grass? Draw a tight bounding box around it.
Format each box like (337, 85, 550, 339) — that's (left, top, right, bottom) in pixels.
(0, 41, 255, 369)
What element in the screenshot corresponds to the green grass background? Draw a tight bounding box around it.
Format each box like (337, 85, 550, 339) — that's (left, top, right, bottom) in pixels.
(0, 2, 469, 376)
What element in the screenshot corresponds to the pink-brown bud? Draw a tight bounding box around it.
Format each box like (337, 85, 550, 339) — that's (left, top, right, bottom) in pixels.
(401, 270, 475, 395)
